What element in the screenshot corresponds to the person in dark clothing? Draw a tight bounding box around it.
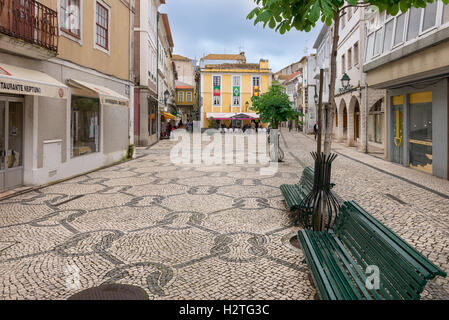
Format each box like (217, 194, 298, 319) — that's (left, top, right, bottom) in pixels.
(167, 123, 172, 138)
(313, 123, 318, 140)
(288, 121, 292, 132)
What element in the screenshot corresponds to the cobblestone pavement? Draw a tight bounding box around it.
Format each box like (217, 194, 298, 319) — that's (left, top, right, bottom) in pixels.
(0, 129, 448, 300)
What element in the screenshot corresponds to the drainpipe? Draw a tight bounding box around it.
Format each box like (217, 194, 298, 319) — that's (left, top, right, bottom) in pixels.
(365, 81, 369, 154)
(156, 12, 160, 141)
(129, 0, 134, 147)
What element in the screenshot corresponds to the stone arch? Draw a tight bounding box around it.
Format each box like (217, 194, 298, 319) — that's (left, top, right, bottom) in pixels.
(347, 95, 360, 146)
(337, 99, 347, 142)
(368, 98, 384, 145)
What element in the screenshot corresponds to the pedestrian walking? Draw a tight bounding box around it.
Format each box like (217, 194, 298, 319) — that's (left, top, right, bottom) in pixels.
(313, 123, 318, 140)
(167, 122, 172, 138)
(288, 121, 292, 132)
(185, 120, 190, 132)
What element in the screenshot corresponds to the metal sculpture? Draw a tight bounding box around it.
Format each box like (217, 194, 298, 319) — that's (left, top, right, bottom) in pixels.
(296, 152, 340, 231)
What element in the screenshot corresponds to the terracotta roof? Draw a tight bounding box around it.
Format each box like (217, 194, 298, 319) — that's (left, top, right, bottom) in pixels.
(204, 63, 260, 70)
(176, 80, 193, 89)
(285, 71, 301, 82)
(202, 53, 246, 61)
(172, 54, 192, 61)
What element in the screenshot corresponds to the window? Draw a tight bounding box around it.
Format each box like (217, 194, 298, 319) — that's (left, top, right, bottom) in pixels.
(366, 33, 374, 61)
(213, 76, 221, 106)
(373, 29, 382, 56)
(394, 14, 406, 46)
(186, 92, 193, 102)
(60, 0, 80, 37)
(422, 1, 438, 31)
(383, 19, 394, 53)
(341, 10, 346, 29)
(341, 54, 345, 74)
(71, 96, 100, 158)
(354, 42, 359, 65)
(347, 7, 352, 20)
(347, 48, 352, 70)
(252, 76, 261, 96)
(443, 3, 449, 24)
(95, 1, 109, 50)
(148, 100, 157, 136)
(407, 6, 421, 41)
(178, 91, 184, 102)
(232, 75, 241, 106)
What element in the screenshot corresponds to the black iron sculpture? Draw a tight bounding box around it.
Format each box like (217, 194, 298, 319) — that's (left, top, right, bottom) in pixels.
(296, 152, 341, 231)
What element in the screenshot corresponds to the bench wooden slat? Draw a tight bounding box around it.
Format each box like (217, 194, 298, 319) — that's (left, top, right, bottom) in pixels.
(298, 200, 446, 300)
(327, 231, 386, 300)
(311, 231, 363, 300)
(341, 209, 426, 290)
(334, 225, 404, 300)
(337, 216, 421, 299)
(280, 166, 335, 212)
(347, 201, 447, 279)
(298, 229, 337, 300)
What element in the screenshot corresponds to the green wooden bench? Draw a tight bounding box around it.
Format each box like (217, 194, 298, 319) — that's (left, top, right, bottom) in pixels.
(280, 166, 334, 212)
(298, 200, 447, 300)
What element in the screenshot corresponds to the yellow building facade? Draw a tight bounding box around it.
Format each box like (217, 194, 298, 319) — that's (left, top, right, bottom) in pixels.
(175, 81, 194, 123)
(200, 59, 271, 128)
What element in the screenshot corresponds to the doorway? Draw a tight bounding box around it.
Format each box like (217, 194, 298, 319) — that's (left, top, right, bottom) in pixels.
(0, 97, 24, 192)
(391, 97, 403, 165)
(409, 91, 432, 174)
(354, 101, 360, 141)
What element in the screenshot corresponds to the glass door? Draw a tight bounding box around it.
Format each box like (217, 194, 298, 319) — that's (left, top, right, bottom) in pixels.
(0, 101, 5, 192)
(0, 98, 24, 192)
(409, 92, 433, 174)
(391, 96, 404, 164)
(8, 101, 24, 169)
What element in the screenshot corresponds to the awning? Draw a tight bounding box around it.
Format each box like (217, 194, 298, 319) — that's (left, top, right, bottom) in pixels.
(67, 79, 128, 107)
(162, 112, 177, 120)
(206, 112, 259, 120)
(0, 63, 67, 99)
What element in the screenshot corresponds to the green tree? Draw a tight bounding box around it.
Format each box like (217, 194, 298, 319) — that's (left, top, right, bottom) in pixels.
(247, 0, 445, 155)
(250, 82, 303, 129)
(208, 116, 218, 129)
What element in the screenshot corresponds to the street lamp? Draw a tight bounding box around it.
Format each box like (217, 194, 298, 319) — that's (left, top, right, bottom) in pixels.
(341, 73, 351, 89)
(164, 89, 170, 105)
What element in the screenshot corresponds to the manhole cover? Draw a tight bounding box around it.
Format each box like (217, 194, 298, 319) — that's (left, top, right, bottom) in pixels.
(290, 235, 301, 249)
(67, 284, 149, 300)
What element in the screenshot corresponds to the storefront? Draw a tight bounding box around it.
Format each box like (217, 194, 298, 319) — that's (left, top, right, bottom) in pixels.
(205, 113, 262, 129)
(0, 57, 131, 191)
(0, 63, 68, 192)
(387, 78, 448, 179)
(160, 112, 177, 138)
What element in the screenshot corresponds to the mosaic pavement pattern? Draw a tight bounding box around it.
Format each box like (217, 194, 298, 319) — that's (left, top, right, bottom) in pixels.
(0, 129, 448, 300)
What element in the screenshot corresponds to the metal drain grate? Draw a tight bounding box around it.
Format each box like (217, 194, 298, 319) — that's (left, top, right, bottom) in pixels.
(68, 284, 149, 300)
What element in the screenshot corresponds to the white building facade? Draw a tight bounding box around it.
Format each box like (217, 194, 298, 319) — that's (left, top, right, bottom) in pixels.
(334, 5, 386, 153)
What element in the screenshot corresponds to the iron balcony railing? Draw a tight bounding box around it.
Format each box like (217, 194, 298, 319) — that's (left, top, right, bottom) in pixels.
(0, 0, 58, 53)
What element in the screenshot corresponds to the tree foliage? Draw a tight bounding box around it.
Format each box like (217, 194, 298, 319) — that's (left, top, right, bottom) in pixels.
(250, 82, 303, 129)
(247, 0, 448, 34)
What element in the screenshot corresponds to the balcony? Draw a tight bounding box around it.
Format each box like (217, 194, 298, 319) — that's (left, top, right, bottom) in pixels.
(0, 0, 58, 58)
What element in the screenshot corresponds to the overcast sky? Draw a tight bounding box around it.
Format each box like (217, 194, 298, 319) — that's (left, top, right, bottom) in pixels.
(161, 0, 322, 72)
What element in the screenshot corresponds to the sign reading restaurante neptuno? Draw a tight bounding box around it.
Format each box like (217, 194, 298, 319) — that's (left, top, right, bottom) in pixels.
(0, 63, 68, 99)
(0, 81, 42, 95)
